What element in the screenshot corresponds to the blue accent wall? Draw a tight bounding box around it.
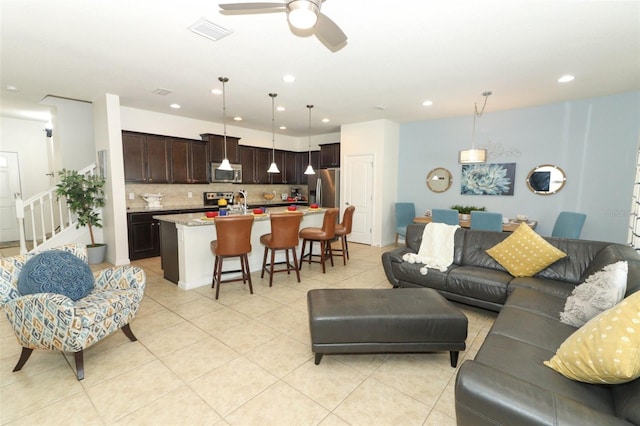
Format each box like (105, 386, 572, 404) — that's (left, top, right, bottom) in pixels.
(398, 91, 640, 243)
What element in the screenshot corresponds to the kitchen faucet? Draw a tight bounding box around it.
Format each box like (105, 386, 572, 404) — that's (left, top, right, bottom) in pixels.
(233, 189, 248, 214)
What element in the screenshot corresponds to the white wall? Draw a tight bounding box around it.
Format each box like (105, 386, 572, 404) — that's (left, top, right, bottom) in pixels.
(42, 96, 95, 171)
(398, 91, 640, 243)
(120, 107, 340, 152)
(0, 116, 51, 199)
(341, 119, 399, 246)
(94, 94, 128, 266)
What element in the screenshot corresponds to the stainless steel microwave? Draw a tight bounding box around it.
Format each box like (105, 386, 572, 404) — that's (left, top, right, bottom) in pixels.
(210, 162, 242, 183)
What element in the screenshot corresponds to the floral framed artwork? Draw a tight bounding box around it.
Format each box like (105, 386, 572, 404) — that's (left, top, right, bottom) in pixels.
(461, 163, 516, 195)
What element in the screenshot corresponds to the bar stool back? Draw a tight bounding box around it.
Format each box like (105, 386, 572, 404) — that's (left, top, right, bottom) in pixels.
(260, 212, 303, 286)
(210, 215, 255, 300)
(299, 208, 339, 273)
(333, 206, 356, 265)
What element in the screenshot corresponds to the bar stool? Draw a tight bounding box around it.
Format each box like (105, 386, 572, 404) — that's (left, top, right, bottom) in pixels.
(299, 208, 339, 273)
(210, 215, 255, 300)
(260, 212, 303, 287)
(332, 206, 355, 265)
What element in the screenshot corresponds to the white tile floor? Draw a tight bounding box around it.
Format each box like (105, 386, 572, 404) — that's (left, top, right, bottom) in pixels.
(0, 243, 496, 425)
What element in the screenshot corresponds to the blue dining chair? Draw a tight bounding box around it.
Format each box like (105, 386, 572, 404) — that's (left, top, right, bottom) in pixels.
(470, 211, 503, 232)
(552, 211, 587, 239)
(395, 203, 416, 245)
(431, 208, 459, 225)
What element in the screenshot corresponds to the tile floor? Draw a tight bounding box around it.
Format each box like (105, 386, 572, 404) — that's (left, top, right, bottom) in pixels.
(0, 243, 496, 425)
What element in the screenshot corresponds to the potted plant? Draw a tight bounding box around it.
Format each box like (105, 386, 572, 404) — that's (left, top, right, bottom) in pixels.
(56, 169, 106, 264)
(450, 205, 486, 221)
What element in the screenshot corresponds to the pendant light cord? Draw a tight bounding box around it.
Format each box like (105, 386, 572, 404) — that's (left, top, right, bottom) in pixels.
(269, 93, 277, 162)
(307, 104, 313, 163)
(219, 77, 229, 159)
(472, 91, 491, 148)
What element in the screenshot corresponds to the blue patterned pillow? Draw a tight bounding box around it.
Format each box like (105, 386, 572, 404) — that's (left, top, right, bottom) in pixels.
(17, 250, 94, 301)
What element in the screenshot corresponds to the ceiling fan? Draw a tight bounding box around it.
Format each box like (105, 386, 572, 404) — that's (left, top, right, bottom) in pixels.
(219, 0, 347, 51)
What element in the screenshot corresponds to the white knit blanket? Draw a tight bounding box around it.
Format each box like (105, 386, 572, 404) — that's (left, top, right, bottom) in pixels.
(402, 223, 459, 275)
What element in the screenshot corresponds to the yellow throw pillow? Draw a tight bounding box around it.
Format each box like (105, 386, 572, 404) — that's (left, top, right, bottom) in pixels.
(486, 223, 567, 277)
(544, 291, 640, 384)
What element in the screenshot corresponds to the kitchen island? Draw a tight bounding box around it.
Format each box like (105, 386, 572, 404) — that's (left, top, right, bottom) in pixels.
(155, 207, 326, 290)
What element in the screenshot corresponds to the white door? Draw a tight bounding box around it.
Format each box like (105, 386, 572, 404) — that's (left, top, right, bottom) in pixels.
(343, 154, 373, 244)
(0, 152, 22, 242)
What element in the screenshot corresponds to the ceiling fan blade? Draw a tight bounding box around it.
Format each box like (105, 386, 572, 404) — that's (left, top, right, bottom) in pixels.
(219, 2, 285, 11)
(315, 13, 347, 52)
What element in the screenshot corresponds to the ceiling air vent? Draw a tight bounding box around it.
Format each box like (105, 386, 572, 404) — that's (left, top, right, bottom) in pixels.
(189, 18, 232, 42)
(152, 88, 173, 96)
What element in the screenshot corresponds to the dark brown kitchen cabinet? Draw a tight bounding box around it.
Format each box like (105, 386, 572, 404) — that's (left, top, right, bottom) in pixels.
(200, 133, 240, 164)
(127, 212, 163, 260)
(283, 151, 305, 184)
(319, 143, 340, 168)
(239, 146, 271, 183)
(169, 138, 208, 184)
(122, 131, 170, 183)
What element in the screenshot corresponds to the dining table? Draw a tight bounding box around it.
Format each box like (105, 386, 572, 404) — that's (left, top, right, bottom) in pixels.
(413, 216, 537, 232)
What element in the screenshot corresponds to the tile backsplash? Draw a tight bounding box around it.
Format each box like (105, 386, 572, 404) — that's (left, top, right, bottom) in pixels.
(125, 183, 309, 210)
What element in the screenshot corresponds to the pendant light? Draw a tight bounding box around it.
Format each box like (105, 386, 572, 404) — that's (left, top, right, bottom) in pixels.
(267, 93, 280, 174)
(217, 76, 233, 171)
(304, 104, 316, 175)
(459, 91, 491, 164)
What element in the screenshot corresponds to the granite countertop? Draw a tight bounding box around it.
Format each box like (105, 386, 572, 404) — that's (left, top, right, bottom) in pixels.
(154, 206, 324, 226)
(128, 201, 309, 214)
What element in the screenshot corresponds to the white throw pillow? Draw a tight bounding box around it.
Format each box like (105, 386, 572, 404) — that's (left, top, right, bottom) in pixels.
(560, 261, 628, 327)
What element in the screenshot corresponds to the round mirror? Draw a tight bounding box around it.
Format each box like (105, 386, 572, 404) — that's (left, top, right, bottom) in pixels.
(426, 167, 453, 193)
(526, 164, 567, 195)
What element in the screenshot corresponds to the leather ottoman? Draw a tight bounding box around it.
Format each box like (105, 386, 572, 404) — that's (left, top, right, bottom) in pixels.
(307, 288, 468, 366)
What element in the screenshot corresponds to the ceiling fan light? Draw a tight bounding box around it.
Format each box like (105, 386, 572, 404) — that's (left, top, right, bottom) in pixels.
(267, 162, 280, 174)
(218, 158, 233, 171)
(287, 1, 319, 29)
(458, 149, 487, 164)
(304, 164, 315, 175)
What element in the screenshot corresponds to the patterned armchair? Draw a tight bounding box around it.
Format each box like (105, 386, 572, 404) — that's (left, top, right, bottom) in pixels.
(0, 243, 146, 380)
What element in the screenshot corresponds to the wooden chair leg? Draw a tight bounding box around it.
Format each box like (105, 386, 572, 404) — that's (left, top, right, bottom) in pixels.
(292, 248, 301, 282)
(319, 241, 326, 273)
(307, 241, 314, 264)
(74, 350, 85, 381)
(212, 256, 219, 288)
(285, 249, 291, 275)
(261, 247, 268, 278)
(269, 249, 275, 287)
(299, 239, 307, 269)
(121, 323, 137, 342)
(244, 255, 253, 294)
(327, 241, 334, 267)
(215, 257, 223, 300)
(340, 236, 347, 265)
(12, 347, 34, 372)
(344, 236, 350, 260)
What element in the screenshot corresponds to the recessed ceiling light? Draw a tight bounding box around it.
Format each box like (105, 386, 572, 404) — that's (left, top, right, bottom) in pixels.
(211, 88, 222, 95)
(5, 85, 19, 92)
(422, 100, 433, 107)
(276, 106, 285, 111)
(282, 74, 296, 83)
(322, 118, 330, 123)
(170, 103, 181, 109)
(279, 126, 287, 130)
(558, 75, 575, 83)
(233, 116, 242, 121)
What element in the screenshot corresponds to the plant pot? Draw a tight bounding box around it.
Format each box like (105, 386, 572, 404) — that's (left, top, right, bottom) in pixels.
(459, 214, 471, 221)
(87, 244, 107, 264)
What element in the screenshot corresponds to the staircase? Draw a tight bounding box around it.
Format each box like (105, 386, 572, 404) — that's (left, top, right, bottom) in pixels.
(15, 164, 98, 254)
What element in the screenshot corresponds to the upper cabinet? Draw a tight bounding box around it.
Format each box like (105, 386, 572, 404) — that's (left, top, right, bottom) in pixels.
(319, 143, 340, 168)
(123, 131, 170, 183)
(239, 146, 271, 184)
(169, 138, 208, 184)
(201, 133, 240, 164)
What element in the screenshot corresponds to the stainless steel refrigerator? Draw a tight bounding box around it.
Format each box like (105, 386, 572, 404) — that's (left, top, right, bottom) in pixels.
(312, 168, 340, 208)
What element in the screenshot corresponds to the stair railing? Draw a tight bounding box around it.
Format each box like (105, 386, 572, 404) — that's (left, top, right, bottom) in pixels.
(15, 164, 98, 254)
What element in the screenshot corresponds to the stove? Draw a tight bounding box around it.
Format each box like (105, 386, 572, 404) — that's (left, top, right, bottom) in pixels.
(203, 191, 234, 207)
